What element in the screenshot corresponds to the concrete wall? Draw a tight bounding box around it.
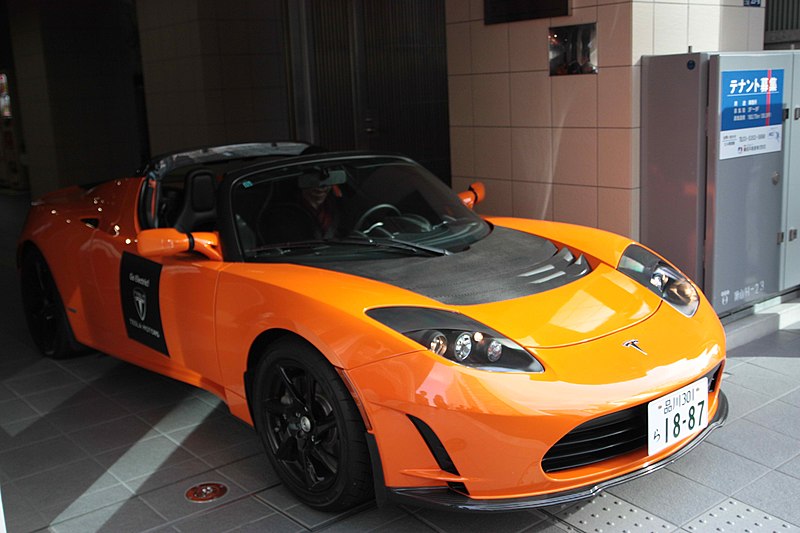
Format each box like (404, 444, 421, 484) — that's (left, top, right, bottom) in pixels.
(136, 0, 290, 155)
(446, 0, 766, 239)
(8, 0, 145, 198)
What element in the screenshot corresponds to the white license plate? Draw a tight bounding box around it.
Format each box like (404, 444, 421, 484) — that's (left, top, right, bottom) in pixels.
(647, 377, 709, 456)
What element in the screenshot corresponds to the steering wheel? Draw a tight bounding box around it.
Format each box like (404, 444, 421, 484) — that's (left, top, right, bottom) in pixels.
(354, 203, 401, 232)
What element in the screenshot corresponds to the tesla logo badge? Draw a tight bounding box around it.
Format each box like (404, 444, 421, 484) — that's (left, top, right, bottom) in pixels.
(623, 339, 647, 355)
(133, 287, 147, 321)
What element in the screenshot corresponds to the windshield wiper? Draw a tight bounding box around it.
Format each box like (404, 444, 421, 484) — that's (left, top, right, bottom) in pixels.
(347, 236, 451, 256)
(248, 237, 450, 258)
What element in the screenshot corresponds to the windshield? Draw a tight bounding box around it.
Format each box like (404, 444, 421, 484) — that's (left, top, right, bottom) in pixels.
(230, 156, 491, 261)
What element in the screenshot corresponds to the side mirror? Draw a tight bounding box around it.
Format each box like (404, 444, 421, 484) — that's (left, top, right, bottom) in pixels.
(458, 181, 486, 209)
(137, 228, 222, 261)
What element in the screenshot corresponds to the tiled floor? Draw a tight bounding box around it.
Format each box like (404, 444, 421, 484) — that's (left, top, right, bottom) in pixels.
(1, 192, 799, 532)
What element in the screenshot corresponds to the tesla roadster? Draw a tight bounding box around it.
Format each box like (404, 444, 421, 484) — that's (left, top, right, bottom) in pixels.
(18, 142, 727, 512)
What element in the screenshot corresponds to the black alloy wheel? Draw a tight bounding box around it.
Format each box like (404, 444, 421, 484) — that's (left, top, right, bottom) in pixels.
(19, 247, 82, 358)
(253, 338, 372, 511)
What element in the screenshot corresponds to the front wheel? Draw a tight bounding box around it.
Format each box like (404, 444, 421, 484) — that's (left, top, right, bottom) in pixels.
(19, 247, 84, 359)
(252, 338, 373, 511)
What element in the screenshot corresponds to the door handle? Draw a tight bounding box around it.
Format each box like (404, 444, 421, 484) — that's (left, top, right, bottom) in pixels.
(795, 107, 800, 120)
(772, 171, 781, 186)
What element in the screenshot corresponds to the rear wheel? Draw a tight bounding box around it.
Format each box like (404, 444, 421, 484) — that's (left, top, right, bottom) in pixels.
(252, 338, 373, 511)
(20, 247, 83, 358)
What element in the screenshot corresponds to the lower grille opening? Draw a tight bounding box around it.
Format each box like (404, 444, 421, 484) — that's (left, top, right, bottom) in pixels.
(543, 364, 724, 473)
(542, 406, 647, 473)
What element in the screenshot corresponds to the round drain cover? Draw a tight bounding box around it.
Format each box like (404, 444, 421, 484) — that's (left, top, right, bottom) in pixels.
(185, 482, 228, 503)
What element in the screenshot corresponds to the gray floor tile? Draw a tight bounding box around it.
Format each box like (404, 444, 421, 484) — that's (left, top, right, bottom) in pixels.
(722, 356, 752, 368)
(68, 415, 161, 455)
(86, 363, 172, 397)
(58, 353, 128, 381)
(125, 457, 215, 496)
(138, 396, 227, 433)
(231, 511, 308, 532)
(0, 416, 63, 453)
(0, 356, 61, 382)
(728, 331, 800, 357)
(369, 514, 438, 532)
(0, 434, 88, 480)
(110, 382, 195, 414)
(316, 504, 411, 533)
(745, 399, 800, 440)
(3, 367, 82, 397)
(782, 387, 800, 408)
(719, 381, 775, 421)
(171, 495, 281, 532)
(23, 382, 109, 414)
(0, 382, 15, 402)
(1, 482, 50, 533)
(416, 506, 545, 533)
(200, 438, 264, 470)
(49, 497, 166, 533)
(0, 397, 38, 425)
(749, 355, 800, 380)
(523, 521, 578, 533)
(255, 484, 370, 530)
(666, 442, 770, 494)
(166, 415, 257, 458)
(47, 395, 130, 433)
(97, 435, 196, 482)
(706, 417, 800, 468)
(724, 362, 799, 397)
(733, 470, 800, 525)
(40, 484, 135, 525)
(778, 453, 800, 480)
(13, 457, 120, 509)
(216, 453, 281, 492)
(138, 472, 246, 521)
(607, 468, 725, 526)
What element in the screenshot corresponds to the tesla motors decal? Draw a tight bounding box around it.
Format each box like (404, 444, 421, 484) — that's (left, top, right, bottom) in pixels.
(120, 252, 169, 356)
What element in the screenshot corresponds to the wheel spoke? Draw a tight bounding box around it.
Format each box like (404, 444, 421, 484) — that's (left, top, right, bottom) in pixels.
(304, 374, 317, 409)
(264, 399, 291, 415)
(275, 433, 298, 461)
(278, 366, 306, 407)
(298, 440, 318, 488)
(313, 418, 336, 438)
(310, 445, 338, 476)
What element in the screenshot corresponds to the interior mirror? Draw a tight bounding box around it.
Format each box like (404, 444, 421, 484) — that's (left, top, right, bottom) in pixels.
(458, 181, 486, 209)
(137, 228, 222, 261)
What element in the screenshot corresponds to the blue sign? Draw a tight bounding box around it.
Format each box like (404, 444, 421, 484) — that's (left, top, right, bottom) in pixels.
(721, 69, 782, 131)
(719, 69, 784, 160)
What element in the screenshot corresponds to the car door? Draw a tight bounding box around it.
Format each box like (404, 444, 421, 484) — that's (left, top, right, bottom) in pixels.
(86, 176, 225, 387)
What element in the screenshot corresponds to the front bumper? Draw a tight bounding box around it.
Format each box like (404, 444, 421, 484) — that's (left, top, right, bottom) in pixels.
(378, 391, 728, 512)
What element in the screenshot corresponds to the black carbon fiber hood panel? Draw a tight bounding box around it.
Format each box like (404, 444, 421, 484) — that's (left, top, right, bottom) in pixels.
(320, 227, 591, 305)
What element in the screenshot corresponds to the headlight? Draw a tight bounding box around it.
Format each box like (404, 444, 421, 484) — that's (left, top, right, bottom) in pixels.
(617, 244, 700, 317)
(366, 307, 544, 373)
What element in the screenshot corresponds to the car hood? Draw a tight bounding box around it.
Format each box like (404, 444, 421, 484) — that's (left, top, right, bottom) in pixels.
(298, 226, 662, 349)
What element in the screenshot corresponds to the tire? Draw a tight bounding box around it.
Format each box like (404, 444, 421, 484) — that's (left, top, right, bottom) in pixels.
(19, 247, 83, 359)
(252, 338, 373, 511)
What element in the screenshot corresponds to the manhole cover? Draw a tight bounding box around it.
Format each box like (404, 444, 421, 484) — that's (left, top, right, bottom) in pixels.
(185, 482, 228, 503)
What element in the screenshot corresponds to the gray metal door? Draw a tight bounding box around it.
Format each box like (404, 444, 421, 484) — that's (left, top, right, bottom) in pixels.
(706, 53, 793, 313)
(782, 53, 800, 289)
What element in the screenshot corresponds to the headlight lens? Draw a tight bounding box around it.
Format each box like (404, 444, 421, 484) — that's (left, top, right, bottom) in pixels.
(618, 244, 700, 317)
(366, 307, 544, 373)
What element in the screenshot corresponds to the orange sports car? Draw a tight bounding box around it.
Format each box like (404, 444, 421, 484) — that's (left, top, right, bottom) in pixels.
(18, 142, 727, 512)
